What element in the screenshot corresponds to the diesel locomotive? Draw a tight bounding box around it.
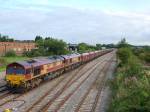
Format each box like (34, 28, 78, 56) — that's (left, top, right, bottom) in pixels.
(5, 49, 112, 91)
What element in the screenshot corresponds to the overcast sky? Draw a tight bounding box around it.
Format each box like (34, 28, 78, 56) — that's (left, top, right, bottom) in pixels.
(0, 0, 150, 45)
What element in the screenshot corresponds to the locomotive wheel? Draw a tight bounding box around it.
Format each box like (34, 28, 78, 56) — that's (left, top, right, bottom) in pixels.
(31, 80, 36, 88)
(35, 79, 42, 86)
(25, 82, 31, 90)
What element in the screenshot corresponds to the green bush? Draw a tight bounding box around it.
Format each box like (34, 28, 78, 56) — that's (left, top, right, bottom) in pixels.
(139, 52, 150, 63)
(25, 37, 70, 57)
(109, 72, 150, 112)
(133, 47, 150, 64)
(23, 50, 40, 57)
(144, 53, 150, 63)
(109, 46, 150, 112)
(0, 58, 7, 65)
(117, 47, 132, 66)
(0, 58, 7, 71)
(126, 55, 142, 76)
(5, 50, 16, 57)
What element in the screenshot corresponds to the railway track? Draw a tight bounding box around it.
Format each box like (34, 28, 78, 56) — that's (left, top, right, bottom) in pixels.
(25, 65, 85, 112)
(74, 57, 114, 112)
(25, 55, 105, 112)
(53, 56, 113, 112)
(0, 85, 5, 88)
(37, 56, 108, 112)
(0, 52, 102, 111)
(0, 85, 10, 100)
(0, 85, 7, 91)
(0, 51, 115, 112)
(0, 91, 10, 100)
(91, 58, 115, 112)
(50, 53, 114, 112)
(0, 93, 22, 106)
(23, 52, 114, 112)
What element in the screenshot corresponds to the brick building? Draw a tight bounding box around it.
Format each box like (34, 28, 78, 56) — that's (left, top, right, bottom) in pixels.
(0, 42, 36, 56)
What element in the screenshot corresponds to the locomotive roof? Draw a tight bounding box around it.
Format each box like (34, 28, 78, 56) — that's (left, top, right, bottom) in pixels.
(47, 55, 64, 60)
(7, 61, 31, 69)
(61, 53, 81, 59)
(7, 56, 64, 69)
(7, 53, 83, 69)
(82, 52, 90, 56)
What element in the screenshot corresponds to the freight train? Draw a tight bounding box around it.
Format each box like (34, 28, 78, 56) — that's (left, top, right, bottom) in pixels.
(5, 49, 113, 91)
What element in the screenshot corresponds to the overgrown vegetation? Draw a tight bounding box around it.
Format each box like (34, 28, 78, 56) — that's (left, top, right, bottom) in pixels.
(133, 46, 150, 64)
(5, 50, 16, 57)
(108, 39, 150, 112)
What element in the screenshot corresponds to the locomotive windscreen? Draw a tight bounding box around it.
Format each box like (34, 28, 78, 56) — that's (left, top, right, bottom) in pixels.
(6, 63, 25, 75)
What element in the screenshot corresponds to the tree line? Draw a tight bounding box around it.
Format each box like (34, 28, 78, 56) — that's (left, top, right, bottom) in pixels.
(24, 36, 69, 57)
(0, 34, 14, 42)
(24, 35, 109, 57)
(1, 34, 115, 57)
(1, 34, 149, 60)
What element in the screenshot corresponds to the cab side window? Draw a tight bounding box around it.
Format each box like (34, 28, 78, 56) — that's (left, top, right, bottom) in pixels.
(34, 68, 41, 76)
(70, 59, 72, 63)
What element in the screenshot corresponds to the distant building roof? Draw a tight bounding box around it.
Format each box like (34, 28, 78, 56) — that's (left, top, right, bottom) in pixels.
(68, 44, 78, 47)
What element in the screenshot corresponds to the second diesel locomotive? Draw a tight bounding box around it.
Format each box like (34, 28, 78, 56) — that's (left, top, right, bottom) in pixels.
(5, 49, 112, 91)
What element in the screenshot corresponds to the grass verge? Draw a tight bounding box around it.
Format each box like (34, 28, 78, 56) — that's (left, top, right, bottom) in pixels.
(0, 56, 28, 72)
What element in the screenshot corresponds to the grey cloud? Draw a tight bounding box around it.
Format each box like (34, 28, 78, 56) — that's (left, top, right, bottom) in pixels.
(0, 6, 150, 45)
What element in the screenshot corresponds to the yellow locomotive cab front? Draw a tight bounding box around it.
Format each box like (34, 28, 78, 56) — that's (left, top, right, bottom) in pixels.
(6, 75, 25, 86)
(6, 62, 27, 88)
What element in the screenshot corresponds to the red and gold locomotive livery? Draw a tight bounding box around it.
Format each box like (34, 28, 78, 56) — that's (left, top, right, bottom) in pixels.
(6, 56, 64, 89)
(5, 49, 113, 90)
